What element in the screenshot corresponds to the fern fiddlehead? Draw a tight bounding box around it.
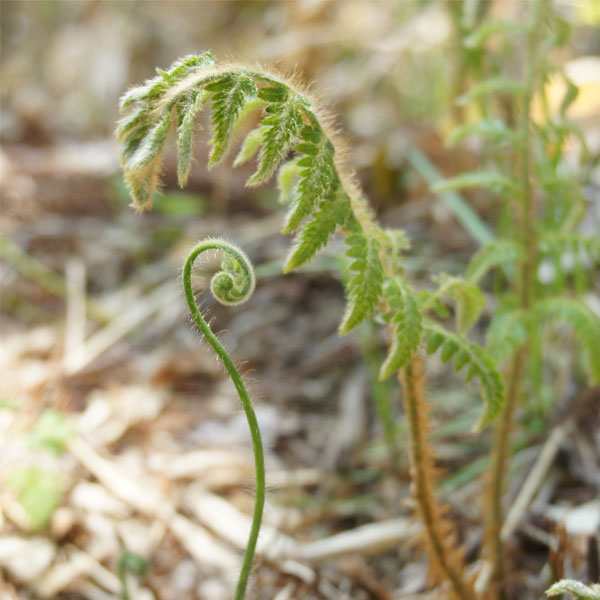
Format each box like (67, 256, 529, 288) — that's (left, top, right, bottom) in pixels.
(182, 239, 263, 600)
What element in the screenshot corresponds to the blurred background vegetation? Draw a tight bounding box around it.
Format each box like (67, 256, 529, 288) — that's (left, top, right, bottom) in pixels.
(1, 1, 599, 599)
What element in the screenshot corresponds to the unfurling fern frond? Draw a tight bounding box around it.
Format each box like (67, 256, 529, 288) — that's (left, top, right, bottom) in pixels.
(534, 297, 600, 383)
(339, 223, 385, 334)
(182, 239, 263, 600)
(424, 321, 504, 429)
(118, 51, 495, 600)
(130, 105, 175, 172)
(119, 53, 215, 112)
(117, 53, 387, 334)
(207, 74, 257, 166)
(120, 105, 173, 209)
(379, 279, 422, 380)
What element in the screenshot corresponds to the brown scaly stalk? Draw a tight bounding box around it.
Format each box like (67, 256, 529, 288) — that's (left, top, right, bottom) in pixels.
(401, 356, 478, 600)
(484, 1, 547, 596)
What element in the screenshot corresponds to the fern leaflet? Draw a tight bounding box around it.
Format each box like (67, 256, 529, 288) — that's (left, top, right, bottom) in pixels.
(207, 74, 257, 166)
(534, 297, 600, 383)
(234, 126, 264, 167)
(247, 86, 304, 186)
(283, 128, 338, 234)
(466, 239, 521, 282)
(431, 274, 486, 333)
(538, 233, 600, 288)
(447, 118, 519, 147)
(276, 158, 301, 205)
(424, 321, 504, 428)
(284, 190, 349, 272)
(176, 89, 206, 187)
(339, 224, 384, 334)
(380, 279, 422, 380)
(433, 170, 518, 196)
(486, 308, 528, 362)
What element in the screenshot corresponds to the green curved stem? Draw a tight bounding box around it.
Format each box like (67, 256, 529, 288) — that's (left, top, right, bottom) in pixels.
(182, 238, 264, 600)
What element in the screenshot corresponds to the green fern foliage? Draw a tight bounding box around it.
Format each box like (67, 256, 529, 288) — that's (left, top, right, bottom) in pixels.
(116, 51, 216, 208)
(339, 224, 385, 335)
(115, 37, 600, 600)
(457, 76, 525, 104)
(117, 53, 388, 336)
(424, 321, 504, 428)
(466, 239, 521, 282)
(433, 274, 486, 333)
(433, 170, 518, 196)
(119, 53, 214, 112)
(176, 89, 206, 186)
(463, 20, 528, 49)
(276, 158, 301, 204)
(284, 190, 349, 271)
(247, 86, 304, 186)
(234, 126, 264, 167)
(538, 233, 600, 290)
(379, 279, 422, 380)
(451, 281, 485, 333)
(486, 308, 528, 362)
(282, 129, 338, 234)
(534, 297, 600, 383)
(207, 74, 257, 166)
(447, 118, 518, 147)
(127, 104, 173, 171)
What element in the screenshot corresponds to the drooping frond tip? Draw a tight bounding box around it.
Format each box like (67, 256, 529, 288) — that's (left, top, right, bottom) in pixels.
(116, 53, 505, 431)
(117, 51, 391, 334)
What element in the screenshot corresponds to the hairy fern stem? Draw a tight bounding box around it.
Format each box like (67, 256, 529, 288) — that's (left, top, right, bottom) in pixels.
(401, 356, 477, 600)
(182, 239, 264, 600)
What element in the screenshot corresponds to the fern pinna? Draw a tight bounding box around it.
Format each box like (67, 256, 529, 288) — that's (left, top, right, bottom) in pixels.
(117, 52, 504, 599)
